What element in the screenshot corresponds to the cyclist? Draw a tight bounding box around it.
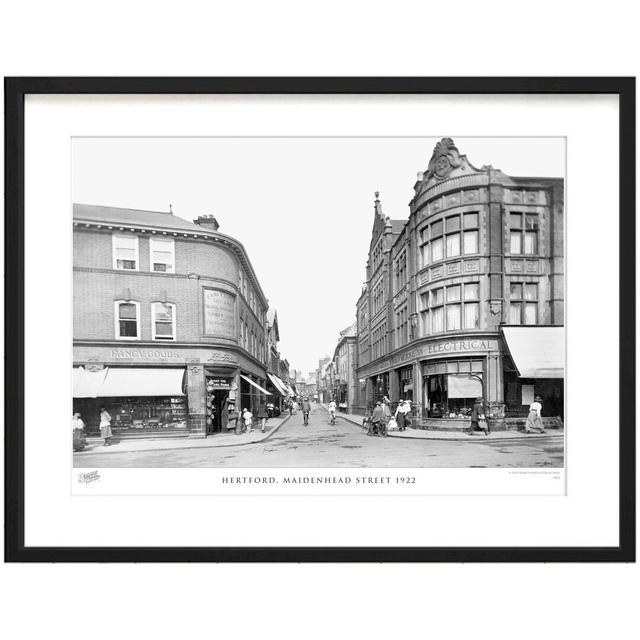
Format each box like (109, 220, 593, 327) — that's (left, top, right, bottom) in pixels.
(327, 400, 337, 425)
(301, 397, 311, 426)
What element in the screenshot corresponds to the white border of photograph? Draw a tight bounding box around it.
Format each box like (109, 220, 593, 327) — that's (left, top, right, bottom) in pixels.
(24, 93, 618, 547)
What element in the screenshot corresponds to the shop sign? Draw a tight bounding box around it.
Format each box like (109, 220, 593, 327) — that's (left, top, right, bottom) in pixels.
(360, 338, 497, 375)
(204, 289, 236, 339)
(109, 348, 182, 360)
(208, 378, 231, 389)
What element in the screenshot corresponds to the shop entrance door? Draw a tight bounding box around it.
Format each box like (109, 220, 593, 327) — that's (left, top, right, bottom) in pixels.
(207, 390, 229, 435)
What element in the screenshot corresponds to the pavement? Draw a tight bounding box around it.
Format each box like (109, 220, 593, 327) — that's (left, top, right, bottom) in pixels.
(322, 405, 564, 442)
(76, 414, 291, 456)
(73, 405, 564, 468)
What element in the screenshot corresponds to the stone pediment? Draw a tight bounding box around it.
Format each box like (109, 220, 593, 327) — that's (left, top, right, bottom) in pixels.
(415, 138, 484, 196)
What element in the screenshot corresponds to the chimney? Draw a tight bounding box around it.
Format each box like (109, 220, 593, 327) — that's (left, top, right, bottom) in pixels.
(193, 214, 220, 231)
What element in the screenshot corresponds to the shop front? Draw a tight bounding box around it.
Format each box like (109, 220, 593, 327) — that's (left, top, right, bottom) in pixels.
(501, 326, 565, 428)
(72, 366, 188, 437)
(73, 345, 270, 439)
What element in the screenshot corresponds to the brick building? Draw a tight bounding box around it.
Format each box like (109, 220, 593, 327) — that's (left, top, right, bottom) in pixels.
(355, 139, 564, 430)
(72, 203, 274, 438)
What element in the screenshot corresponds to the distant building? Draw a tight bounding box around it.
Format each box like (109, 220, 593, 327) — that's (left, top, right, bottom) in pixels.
(72, 204, 274, 438)
(331, 322, 358, 413)
(355, 139, 564, 430)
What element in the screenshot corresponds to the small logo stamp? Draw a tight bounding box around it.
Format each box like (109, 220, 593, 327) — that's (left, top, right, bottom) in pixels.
(77, 470, 101, 484)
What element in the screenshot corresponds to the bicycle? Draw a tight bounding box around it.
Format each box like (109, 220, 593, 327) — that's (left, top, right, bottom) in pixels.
(329, 411, 336, 426)
(303, 410, 309, 426)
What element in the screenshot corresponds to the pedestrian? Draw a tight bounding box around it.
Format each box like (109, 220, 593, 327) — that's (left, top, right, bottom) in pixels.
(369, 400, 384, 436)
(266, 402, 275, 419)
(327, 399, 337, 424)
(380, 398, 392, 437)
(99, 406, 113, 446)
(257, 403, 269, 433)
(72, 412, 86, 451)
(524, 396, 546, 433)
(242, 407, 253, 433)
(301, 397, 311, 426)
(468, 398, 489, 435)
(228, 404, 240, 435)
(395, 399, 409, 432)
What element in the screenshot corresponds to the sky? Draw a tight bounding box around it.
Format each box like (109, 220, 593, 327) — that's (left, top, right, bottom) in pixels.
(72, 136, 565, 375)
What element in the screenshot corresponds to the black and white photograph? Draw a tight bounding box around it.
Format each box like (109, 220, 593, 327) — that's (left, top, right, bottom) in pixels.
(71, 136, 565, 471)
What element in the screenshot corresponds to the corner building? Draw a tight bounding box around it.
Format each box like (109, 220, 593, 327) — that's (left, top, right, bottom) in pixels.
(73, 204, 271, 438)
(356, 139, 564, 430)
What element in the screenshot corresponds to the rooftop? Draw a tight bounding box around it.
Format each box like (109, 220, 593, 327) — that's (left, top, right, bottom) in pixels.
(73, 203, 203, 233)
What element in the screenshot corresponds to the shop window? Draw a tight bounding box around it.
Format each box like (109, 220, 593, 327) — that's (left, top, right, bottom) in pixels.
(115, 301, 140, 340)
(510, 282, 538, 325)
(152, 302, 176, 341)
(425, 373, 483, 418)
(112, 234, 139, 271)
(149, 238, 175, 273)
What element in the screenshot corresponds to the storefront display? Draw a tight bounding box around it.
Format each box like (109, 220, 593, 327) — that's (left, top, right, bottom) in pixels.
(423, 359, 483, 419)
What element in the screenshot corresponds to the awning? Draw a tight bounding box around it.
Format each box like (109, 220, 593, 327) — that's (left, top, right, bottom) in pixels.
(447, 374, 482, 399)
(267, 373, 289, 396)
(99, 368, 186, 397)
(501, 326, 565, 379)
(240, 374, 272, 395)
(73, 367, 108, 398)
(284, 383, 296, 397)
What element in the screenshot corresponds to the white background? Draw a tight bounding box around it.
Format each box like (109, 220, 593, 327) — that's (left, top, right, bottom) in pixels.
(1, 2, 638, 640)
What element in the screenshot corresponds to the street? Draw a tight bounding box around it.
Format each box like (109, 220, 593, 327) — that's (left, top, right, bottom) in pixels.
(74, 405, 564, 468)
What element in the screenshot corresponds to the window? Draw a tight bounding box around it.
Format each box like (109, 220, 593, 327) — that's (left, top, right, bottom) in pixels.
(150, 238, 175, 273)
(424, 283, 480, 334)
(510, 282, 538, 325)
(510, 212, 539, 255)
(115, 301, 140, 340)
(152, 302, 176, 340)
(112, 234, 139, 270)
(394, 251, 408, 294)
(396, 306, 409, 348)
(420, 211, 479, 265)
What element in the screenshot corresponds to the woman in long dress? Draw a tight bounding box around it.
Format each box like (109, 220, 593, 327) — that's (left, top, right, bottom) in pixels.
(99, 406, 113, 446)
(524, 396, 546, 433)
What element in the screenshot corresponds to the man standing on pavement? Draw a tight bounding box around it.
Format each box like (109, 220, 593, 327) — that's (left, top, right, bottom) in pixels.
(380, 398, 392, 437)
(302, 396, 311, 426)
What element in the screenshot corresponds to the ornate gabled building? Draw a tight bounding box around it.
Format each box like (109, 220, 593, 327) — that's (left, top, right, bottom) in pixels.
(355, 139, 564, 430)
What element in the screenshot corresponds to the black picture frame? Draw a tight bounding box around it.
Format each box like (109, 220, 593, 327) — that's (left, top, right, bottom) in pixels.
(4, 77, 635, 563)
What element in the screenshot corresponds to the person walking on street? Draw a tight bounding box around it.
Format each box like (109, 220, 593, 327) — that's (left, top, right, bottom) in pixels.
(524, 396, 546, 433)
(99, 406, 113, 446)
(257, 403, 269, 433)
(395, 399, 409, 432)
(242, 407, 253, 433)
(302, 397, 311, 426)
(327, 400, 337, 425)
(468, 398, 489, 435)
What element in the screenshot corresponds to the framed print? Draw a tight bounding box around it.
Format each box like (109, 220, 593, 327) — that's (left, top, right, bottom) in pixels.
(4, 77, 635, 562)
